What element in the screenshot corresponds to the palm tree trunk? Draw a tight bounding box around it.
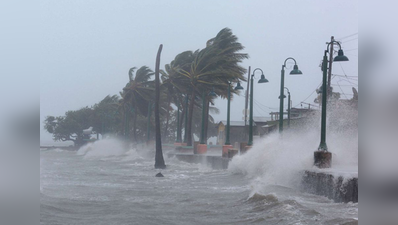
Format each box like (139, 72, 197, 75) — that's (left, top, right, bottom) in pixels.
(163, 92, 171, 141)
(186, 90, 196, 146)
(183, 95, 189, 143)
(204, 98, 210, 143)
(178, 98, 184, 143)
(154, 44, 166, 169)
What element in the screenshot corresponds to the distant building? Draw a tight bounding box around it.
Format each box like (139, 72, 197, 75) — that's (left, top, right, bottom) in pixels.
(269, 107, 318, 121)
(215, 117, 276, 145)
(215, 107, 324, 145)
(267, 107, 319, 130)
(216, 121, 246, 145)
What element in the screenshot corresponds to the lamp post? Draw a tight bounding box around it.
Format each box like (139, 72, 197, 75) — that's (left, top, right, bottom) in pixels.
(247, 68, 268, 147)
(315, 40, 349, 168)
(222, 81, 244, 157)
(279, 58, 302, 133)
(284, 87, 291, 128)
(197, 88, 217, 154)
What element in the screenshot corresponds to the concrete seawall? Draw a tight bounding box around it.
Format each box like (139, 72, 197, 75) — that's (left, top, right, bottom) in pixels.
(301, 170, 358, 203)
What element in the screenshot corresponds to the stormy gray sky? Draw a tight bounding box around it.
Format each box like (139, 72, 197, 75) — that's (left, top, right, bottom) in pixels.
(40, 0, 358, 143)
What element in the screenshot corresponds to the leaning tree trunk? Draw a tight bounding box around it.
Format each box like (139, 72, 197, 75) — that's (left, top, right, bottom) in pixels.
(163, 92, 172, 141)
(186, 90, 196, 146)
(178, 98, 185, 143)
(204, 98, 210, 143)
(183, 95, 189, 143)
(154, 44, 166, 169)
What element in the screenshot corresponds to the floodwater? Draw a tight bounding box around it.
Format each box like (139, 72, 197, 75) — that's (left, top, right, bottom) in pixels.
(40, 137, 358, 225)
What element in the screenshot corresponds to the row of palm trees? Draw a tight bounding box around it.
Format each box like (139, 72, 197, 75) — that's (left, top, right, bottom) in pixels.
(119, 28, 248, 146)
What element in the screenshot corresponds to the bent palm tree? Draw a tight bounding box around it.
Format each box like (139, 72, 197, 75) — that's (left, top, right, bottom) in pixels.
(173, 28, 249, 146)
(160, 51, 195, 142)
(121, 66, 155, 142)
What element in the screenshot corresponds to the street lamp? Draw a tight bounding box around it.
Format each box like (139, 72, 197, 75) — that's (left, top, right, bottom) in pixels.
(279, 57, 302, 133)
(222, 81, 244, 157)
(247, 68, 268, 147)
(315, 40, 349, 168)
(284, 87, 291, 128)
(198, 88, 217, 154)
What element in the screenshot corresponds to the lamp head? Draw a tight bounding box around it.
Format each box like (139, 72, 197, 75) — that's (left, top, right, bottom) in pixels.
(333, 49, 349, 62)
(290, 65, 303, 75)
(234, 82, 244, 90)
(278, 94, 286, 99)
(258, 74, 269, 83)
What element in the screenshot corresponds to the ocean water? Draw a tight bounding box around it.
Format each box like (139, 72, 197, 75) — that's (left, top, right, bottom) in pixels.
(40, 137, 357, 225)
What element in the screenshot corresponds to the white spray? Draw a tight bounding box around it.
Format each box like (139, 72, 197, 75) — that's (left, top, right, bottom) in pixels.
(229, 105, 358, 193)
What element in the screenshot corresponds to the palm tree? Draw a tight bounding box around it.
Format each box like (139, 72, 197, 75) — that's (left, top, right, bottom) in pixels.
(173, 28, 248, 146)
(117, 96, 133, 138)
(121, 66, 155, 142)
(159, 69, 177, 141)
(160, 52, 194, 143)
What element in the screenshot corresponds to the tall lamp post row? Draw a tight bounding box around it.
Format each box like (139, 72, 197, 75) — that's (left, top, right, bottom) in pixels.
(220, 68, 268, 156)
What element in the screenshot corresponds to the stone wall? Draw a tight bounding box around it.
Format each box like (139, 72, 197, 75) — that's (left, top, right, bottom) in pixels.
(301, 170, 358, 203)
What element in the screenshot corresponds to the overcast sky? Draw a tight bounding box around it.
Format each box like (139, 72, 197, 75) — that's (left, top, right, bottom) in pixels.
(40, 0, 358, 143)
